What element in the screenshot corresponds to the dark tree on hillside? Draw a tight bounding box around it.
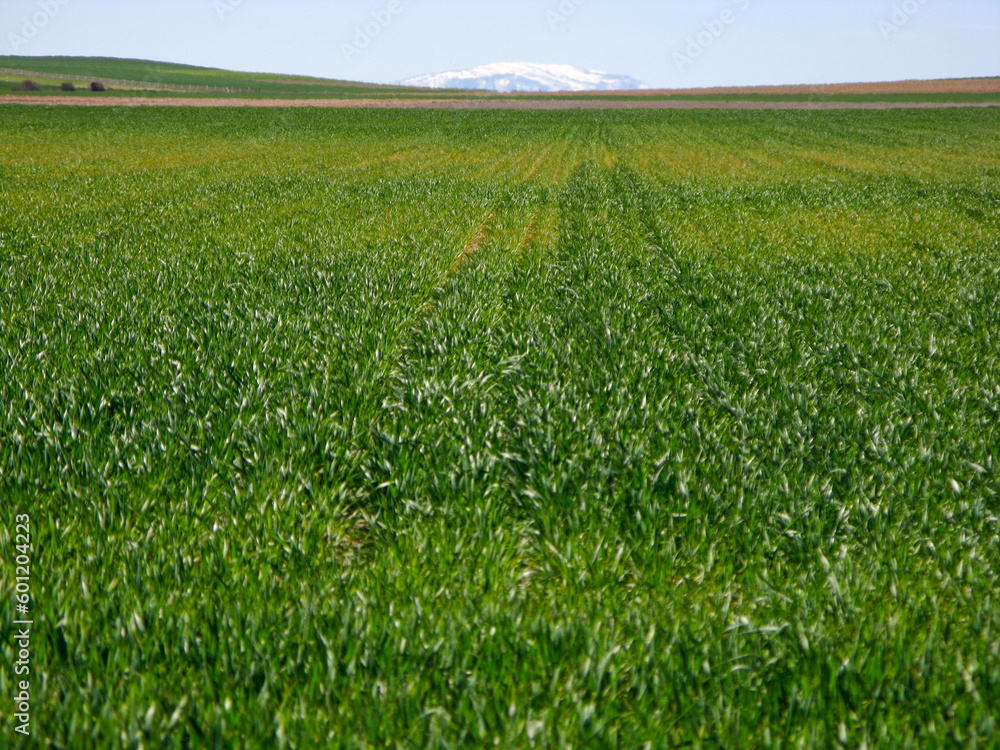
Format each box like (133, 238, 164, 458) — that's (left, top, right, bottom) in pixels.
(90, 82, 106, 92)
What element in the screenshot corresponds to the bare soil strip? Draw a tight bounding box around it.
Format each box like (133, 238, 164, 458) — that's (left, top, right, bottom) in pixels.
(2, 95, 999, 110)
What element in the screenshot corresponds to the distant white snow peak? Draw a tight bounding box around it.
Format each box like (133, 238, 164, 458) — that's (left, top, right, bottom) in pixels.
(400, 63, 646, 93)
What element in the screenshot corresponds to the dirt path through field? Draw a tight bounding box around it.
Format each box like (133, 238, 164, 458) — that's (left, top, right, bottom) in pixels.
(2, 95, 999, 110)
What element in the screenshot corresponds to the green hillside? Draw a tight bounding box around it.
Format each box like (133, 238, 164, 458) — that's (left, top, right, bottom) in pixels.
(3, 57, 998, 103)
(0, 55, 463, 98)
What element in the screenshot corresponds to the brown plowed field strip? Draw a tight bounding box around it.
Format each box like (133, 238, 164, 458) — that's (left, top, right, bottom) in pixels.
(2, 95, 999, 110)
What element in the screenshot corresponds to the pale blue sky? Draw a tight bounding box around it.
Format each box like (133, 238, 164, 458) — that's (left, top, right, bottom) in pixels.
(3, 0, 998, 88)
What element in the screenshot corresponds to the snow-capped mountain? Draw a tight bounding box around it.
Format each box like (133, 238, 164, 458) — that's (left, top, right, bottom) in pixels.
(400, 63, 646, 93)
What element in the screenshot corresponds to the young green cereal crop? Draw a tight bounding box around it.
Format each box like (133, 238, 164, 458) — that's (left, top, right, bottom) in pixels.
(1, 106, 998, 748)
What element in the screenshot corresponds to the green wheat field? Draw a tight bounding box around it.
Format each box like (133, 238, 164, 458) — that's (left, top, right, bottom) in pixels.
(1, 105, 999, 748)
